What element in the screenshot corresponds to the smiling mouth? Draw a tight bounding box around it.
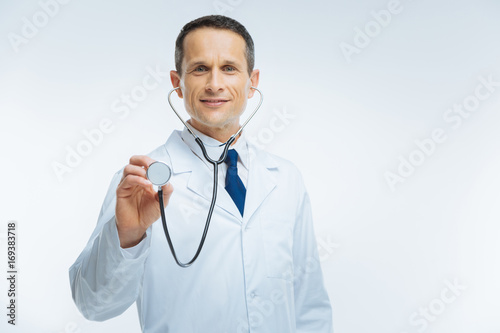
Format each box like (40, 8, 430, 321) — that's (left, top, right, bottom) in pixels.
(200, 99, 229, 107)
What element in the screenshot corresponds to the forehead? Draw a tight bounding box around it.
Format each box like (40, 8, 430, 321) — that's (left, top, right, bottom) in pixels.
(182, 28, 246, 64)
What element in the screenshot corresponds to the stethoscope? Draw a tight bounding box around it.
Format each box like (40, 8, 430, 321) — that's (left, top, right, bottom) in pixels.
(146, 86, 263, 267)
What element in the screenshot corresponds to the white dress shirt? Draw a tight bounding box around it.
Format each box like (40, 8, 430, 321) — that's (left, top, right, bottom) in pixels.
(181, 126, 250, 187)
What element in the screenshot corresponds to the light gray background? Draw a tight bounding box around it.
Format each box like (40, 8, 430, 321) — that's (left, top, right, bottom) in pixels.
(1, 0, 499, 332)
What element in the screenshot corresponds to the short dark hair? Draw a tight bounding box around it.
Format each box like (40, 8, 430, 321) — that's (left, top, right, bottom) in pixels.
(175, 15, 255, 76)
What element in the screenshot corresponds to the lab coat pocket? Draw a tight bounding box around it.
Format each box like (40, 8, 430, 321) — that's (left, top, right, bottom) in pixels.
(260, 214, 294, 281)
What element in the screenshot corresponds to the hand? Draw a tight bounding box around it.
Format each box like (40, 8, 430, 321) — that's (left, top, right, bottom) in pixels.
(115, 155, 174, 248)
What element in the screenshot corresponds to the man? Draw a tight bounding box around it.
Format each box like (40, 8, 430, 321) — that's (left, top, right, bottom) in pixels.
(69, 15, 333, 332)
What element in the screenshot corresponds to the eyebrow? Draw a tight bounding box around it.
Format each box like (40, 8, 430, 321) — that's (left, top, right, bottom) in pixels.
(187, 60, 241, 67)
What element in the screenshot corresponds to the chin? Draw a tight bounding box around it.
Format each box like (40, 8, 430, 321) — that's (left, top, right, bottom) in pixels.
(200, 116, 238, 130)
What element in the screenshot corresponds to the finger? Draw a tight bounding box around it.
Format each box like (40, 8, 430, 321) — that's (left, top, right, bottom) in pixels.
(117, 174, 152, 193)
(157, 183, 174, 206)
(122, 164, 147, 179)
(129, 155, 156, 169)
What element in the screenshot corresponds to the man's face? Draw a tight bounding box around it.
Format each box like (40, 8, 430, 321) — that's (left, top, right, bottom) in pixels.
(170, 28, 259, 138)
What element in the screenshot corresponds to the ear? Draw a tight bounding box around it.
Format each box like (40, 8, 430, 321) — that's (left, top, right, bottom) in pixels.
(170, 70, 183, 98)
(248, 69, 260, 98)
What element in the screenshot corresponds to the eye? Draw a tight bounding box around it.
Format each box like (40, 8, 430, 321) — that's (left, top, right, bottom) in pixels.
(224, 66, 236, 72)
(194, 66, 207, 72)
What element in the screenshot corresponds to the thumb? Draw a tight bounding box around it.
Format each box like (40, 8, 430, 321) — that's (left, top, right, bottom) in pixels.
(158, 183, 174, 206)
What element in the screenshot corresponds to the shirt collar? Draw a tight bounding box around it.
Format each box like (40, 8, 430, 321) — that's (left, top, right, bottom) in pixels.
(180, 126, 249, 169)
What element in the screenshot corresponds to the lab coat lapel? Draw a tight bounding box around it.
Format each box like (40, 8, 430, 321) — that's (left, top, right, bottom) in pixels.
(165, 131, 280, 223)
(243, 148, 278, 225)
(165, 131, 209, 203)
(214, 178, 244, 221)
(187, 165, 243, 221)
(166, 131, 244, 221)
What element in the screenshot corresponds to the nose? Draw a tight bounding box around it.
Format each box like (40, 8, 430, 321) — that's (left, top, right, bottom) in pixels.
(205, 70, 224, 93)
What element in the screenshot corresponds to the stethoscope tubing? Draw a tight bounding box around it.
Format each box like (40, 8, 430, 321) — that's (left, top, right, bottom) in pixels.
(159, 86, 263, 267)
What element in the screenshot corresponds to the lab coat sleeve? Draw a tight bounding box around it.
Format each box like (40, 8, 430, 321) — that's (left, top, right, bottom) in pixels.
(69, 171, 152, 321)
(293, 182, 334, 332)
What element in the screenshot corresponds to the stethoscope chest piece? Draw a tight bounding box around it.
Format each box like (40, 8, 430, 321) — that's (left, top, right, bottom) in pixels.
(147, 161, 172, 186)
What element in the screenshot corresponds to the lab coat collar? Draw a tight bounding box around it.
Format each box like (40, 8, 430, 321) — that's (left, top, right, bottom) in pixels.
(243, 142, 279, 224)
(163, 129, 279, 223)
(179, 126, 250, 171)
(162, 130, 199, 174)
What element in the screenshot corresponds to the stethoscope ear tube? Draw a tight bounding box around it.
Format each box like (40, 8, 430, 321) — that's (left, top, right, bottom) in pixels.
(232, 86, 263, 141)
(167, 86, 263, 145)
(167, 87, 198, 140)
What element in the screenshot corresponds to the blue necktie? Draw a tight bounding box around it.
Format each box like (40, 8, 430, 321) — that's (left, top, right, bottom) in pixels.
(225, 149, 246, 216)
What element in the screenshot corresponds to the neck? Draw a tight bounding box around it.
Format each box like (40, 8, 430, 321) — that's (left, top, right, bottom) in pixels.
(187, 120, 241, 144)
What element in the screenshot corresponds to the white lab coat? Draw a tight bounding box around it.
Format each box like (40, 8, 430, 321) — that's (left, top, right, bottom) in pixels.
(69, 129, 333, 333)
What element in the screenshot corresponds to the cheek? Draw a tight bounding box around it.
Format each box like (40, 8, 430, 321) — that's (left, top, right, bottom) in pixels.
(230, 81, 249, 101)
(181, 89, 196, 114)
(183, 79, 199, 98)
(185, 88, 198, 104)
